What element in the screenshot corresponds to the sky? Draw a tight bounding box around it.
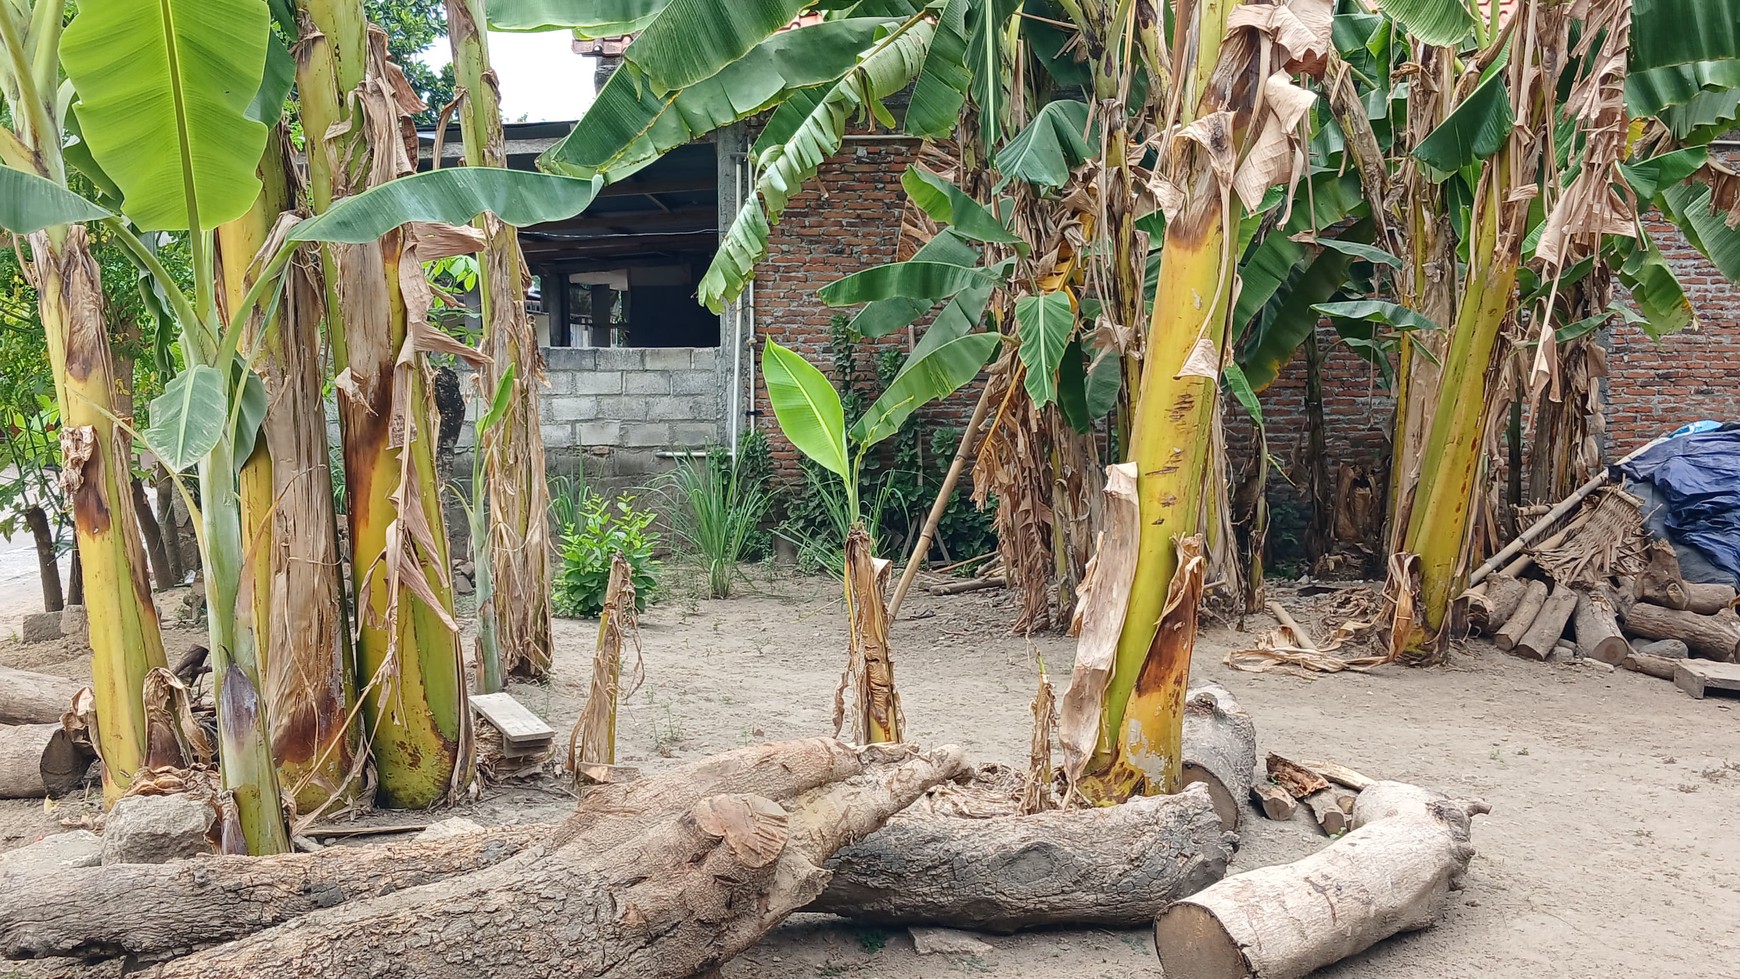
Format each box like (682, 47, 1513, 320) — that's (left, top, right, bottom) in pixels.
(418, 31, 597, 124)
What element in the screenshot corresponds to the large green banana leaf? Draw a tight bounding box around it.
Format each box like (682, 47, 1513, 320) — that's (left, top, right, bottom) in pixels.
(541, 18, 894, 180)
(905, 0, 972, 137)
(1614, 233, 1695, 338)
(1373, 0, 1475, 47)
(901, 166, 1022, 246)
(994, 98, 1092, 190)
(1413, 68, 1513, 177)
(60, 0, 270, 232)
(848, 230, 980, 338)
(489, 0, 669, 35)
(146, 363, 228, 470)
(818, 260, 1001, 305)
(627, 0, 812, 94)
(762, 340, 850, 478)
(1661, 181, 1740, 282)
(699, 20, 935, 311)
(290, 168, 602, 243)
(853, 331, 1001, 446)
(0, 166, 112, 233)
(1627, 0, 1740, 115)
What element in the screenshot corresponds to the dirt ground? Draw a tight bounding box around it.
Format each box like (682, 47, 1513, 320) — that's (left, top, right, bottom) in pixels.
(3, 566, 1738, 979)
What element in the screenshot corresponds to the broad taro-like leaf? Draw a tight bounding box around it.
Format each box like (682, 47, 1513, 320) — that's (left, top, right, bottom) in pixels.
(1014, 290, 1074, 407)
(291, 168, 602, 243)
(60, 0, 271, 231)
(761, 340, 849, 478)
(0, 166, 112, 234)
(147, 364, 229, 470)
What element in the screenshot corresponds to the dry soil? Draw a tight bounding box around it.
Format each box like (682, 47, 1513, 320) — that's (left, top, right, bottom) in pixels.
(2, 567, 1738, 979)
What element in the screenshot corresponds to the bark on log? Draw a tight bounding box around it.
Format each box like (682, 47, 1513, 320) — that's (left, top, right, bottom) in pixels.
(1465, 574, 1529, 635)
(0, 723, 91, 798)
(0, 666, 83, 725)
(1620, 652, 1679, 680)
(0, 739, 927, 961)
(1608, 576, 1637, 619)
(1683, 582, 1738, 615)
(1622, 603, 1740, 662)
(141, 742, 964, 979)
(1493, 580, 1549, 651)
(809, 782, 1233, 932)
(1514, 587, 1579, 662)
(1180, 684, 1257, 832)
(1153, 781, 1489, 979)
(1572, 591, 1630, 665)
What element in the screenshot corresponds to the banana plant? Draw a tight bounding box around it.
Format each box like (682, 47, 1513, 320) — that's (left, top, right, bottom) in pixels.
(761, 321, 1001, 743)
(0, 0, 171, 802)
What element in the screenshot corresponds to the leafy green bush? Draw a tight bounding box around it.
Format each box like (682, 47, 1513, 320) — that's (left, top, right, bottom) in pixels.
(547, 472, 589, 533)
(661, 447, 771, 599)
(553, 493, 660, 618)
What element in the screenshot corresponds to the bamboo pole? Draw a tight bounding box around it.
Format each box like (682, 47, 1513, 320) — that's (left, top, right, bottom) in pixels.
(887, 384, 993, 621)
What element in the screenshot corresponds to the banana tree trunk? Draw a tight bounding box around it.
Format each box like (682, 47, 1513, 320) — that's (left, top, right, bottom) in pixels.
(220, 128, 361, 819)
(1400, 150, 1524, 642)
(294, 7, 471, 809)
(445, 0, 554, 682)
(27, 226, 169, 798)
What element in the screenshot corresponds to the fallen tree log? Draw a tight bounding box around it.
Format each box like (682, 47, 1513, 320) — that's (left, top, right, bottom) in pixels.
(0, 666, 82, 725)
(1620, 652, 1679, 680)
(138, 741, 964, 979)
(1683, 582, 1738, 615)
(1301, 789, 1352, 836)
(809, 782, 1233, 932)
(1180, 684, 1257, 831)
(1493, 580, 1549, 651)
(0, 723, 92, 798)
(1250, 782, 1297, 820)
(1572, 591, 1630, 665)
(1463, 574, 1530, 635)
(1514, 587, 1579, 662)
(1622, 603, 1740, 662)
(1154, 781, 1489, 979)
(0, 739, 931, 962)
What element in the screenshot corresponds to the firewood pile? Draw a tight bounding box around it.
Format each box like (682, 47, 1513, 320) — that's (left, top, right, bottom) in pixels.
(1460, 485, 1740, 698)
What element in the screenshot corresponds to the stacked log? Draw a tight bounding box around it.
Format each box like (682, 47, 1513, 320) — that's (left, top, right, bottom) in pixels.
(1458, 486, 1739, 689)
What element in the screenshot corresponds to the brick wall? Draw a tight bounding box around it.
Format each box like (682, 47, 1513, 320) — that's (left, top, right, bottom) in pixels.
(748, 133, 984, 478)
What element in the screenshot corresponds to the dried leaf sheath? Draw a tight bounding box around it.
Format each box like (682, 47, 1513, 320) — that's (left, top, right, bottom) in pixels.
(835, 527, 901, 745)
(568, 555, 644, 775)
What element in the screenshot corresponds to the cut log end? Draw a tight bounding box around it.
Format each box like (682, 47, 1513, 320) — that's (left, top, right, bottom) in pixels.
(1181, 684, 1258, 832)
(1250, 782, 1298, 821)
(1154, 902, 1253, 979)
(0, 723, 92, 799)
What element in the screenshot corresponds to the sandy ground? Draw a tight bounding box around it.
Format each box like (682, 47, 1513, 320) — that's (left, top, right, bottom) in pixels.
(2, 565, 1738, 979)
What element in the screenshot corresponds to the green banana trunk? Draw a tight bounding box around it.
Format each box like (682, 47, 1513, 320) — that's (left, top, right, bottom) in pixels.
(446, 0, 555, 682)
(293, 2, 470, 808)
(28, 226, 169, 799)
(221, 128, 361, 818)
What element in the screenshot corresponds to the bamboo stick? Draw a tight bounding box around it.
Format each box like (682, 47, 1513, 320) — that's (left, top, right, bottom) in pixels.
(888, 384, 993, 620)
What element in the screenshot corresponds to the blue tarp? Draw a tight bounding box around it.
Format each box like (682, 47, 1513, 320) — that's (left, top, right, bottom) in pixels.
(1620, 425, 1740, 584)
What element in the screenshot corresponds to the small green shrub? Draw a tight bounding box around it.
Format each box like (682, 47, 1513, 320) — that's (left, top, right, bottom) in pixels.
(553, 493, 660, 618)
(661, 448, 771, 599)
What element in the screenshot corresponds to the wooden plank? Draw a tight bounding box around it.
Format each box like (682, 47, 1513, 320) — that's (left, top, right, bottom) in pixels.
(470, 692, 556, 743)
(1674, 659, 1740, 700)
